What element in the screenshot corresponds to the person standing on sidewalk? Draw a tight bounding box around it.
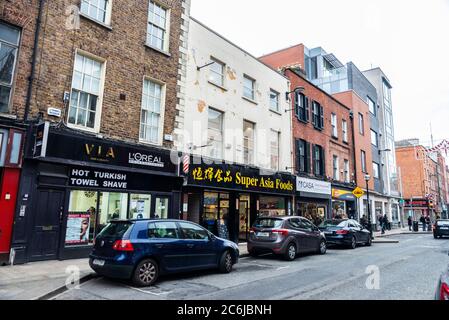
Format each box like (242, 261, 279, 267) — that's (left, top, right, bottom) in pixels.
(425, 215, 431, 232)
(407, 215, 413, 231)
(420, 214, 426, 232)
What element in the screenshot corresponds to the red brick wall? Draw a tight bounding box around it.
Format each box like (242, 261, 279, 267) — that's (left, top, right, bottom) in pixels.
(332, 91, 374, 190)
(259, 44, 305, 71)
(395, 146, 426, 199)
(284, 69, 354, 184)
(0, 0, 40, 118)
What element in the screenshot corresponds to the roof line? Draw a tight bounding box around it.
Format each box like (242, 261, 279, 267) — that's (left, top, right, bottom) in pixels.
(258, 43, 305, 59)
(190, 17, 290, 81)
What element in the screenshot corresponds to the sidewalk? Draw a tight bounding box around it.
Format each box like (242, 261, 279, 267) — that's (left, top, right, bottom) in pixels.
(373, 227, 432, 238)
(0, 259, 91, 300)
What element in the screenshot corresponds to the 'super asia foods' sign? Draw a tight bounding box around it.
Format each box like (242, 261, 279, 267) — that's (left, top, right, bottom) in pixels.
(185, 158, 295, 195)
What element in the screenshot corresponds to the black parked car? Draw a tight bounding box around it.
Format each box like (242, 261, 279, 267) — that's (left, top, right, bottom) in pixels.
(319, 219, 372, 249)
(433, 220, 449, 239)
(248, 216, 327, 261)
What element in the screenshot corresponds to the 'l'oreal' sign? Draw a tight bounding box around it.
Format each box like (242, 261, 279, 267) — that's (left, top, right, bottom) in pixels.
(296, 177, 331, 195)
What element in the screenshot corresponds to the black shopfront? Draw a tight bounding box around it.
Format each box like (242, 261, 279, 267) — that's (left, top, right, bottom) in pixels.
(180, 156, 295, 243)
(10, 124, 182, 264)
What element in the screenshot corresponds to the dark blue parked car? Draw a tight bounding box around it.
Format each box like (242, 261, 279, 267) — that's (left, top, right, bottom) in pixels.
(89, 219, 239, 287)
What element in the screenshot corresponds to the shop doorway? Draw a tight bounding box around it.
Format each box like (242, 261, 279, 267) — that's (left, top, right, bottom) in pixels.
(239, 195, 250, 242)
(29, 189, 64, 261)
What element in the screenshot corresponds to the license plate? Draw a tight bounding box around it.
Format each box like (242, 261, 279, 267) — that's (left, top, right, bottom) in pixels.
(257, 232, 270, 237)
(93, 259, 105, 267)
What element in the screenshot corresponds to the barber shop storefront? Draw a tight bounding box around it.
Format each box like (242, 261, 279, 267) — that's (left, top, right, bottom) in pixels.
(10, 124, 182, 264)
(181, 156, 295, 243)
(295, 177, 332, 226)
(331, 186, 358, 220)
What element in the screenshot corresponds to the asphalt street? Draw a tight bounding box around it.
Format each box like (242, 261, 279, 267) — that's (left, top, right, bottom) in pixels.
(54, 234, 449, 300)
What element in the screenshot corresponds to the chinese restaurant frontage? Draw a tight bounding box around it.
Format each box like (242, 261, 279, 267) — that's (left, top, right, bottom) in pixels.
(10, 123, 183, 264)
(181, 156, 295, 243)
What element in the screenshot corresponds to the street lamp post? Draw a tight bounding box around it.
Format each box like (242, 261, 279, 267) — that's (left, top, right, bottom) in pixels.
(365, 174, 373, 239)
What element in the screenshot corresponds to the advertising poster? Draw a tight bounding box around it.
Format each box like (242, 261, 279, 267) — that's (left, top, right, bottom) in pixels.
(65, 213, 90, 245)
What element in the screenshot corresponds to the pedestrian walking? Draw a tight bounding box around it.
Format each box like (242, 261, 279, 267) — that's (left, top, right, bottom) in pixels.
(383, 214, 389, 233)
(407, 215, 413, 231)
(419, 214, 426, 232)
(425, 215, 431, 232)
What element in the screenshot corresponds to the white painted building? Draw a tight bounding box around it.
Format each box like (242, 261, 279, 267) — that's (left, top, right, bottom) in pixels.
(178, 18, 292, 173)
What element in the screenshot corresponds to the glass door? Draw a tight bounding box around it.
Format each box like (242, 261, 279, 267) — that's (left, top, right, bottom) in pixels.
(153, 196, 170, 219)
(239, 199, 250, 242)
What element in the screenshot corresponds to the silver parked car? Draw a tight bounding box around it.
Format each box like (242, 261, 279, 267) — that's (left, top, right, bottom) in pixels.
(247, 216, 327, 261)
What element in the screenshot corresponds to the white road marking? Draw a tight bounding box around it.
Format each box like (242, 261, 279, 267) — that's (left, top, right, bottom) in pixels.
(276, 266, 291, 271)
(125, 285, 172, 296)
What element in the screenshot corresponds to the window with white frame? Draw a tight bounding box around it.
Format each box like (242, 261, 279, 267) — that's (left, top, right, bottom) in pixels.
(207, 108, 224, 159)
(367, 96, 376, 115)
(344, 159, 350, 183)
(209, 58, 224, 87)
(80, 0, 111, 24)
(269, 89, 280, 112)
(0, 22, 20, 113)
(333, 155, 339, 180)
(147, 1, 170, 52)
(243, 75, 255, 101)
(68, 53, 104, 130)
(371, 129, 378, 147)
(361, 150, 367, 173)
(243, 120, 255, 165)
(331, 113, 338, 138)
(358, 113, 364, 135)
(140, 79, 165, 144)
(373, 162, 380, 179)
(342, 120, 348, 143)
(270, 130, 280, 171)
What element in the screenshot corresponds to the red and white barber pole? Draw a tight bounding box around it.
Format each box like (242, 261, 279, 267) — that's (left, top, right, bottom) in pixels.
(182, 154, 190, 174)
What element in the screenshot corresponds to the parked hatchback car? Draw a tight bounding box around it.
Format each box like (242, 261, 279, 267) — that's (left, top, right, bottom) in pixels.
(247, 216, 327, 261)
(89, 219, 239, 287)
(319, 219, 372, 249)
(433, 219, 449, 239)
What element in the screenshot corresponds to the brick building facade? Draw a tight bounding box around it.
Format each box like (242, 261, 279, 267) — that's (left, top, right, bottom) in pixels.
(2, 0, 192, 264)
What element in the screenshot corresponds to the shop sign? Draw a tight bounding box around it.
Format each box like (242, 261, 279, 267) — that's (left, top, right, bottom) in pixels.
(332, 188, 357, 201)
(296, 177, 331, 196)
(185, 160, 295, 195)
(42, 129, 178, 174)
(69, 168, 128, 189)
(404, 199, 429, 208)
(65, 213, 90, 245)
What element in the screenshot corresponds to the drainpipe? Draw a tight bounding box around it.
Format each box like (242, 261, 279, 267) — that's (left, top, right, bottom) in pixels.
(349, 111, 357, 184)
(23, 0, 45, 122)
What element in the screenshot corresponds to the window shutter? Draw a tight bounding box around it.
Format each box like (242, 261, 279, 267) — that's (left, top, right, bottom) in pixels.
(295, 139, 301, 172)
(294, 93, 300, 117)
(320, 147, 326, 176)
(311, 102, 316, 127)
(305, 141, 310, 173)
(305, 97, 310, 122)
(319, 105, 324, 129)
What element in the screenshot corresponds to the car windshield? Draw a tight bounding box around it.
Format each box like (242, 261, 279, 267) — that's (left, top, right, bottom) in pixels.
(98, 222, 133, 238)
(253, 218, 284, 229)
(319, 220, 347, 228)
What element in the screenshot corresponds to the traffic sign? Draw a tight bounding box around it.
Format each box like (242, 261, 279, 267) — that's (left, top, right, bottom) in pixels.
(352, 187, 365, 198)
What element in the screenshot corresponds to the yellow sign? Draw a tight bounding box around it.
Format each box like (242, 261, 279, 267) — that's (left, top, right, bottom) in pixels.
(352, 187, 365, 198)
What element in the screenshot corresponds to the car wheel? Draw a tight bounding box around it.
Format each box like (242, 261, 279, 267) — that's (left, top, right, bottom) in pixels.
(219, 250, 233, 273)
(132, 258, 159, 287)
(365, 236, 372, 246)
(284, 243, 297, 261)
(318, 240, 327, 255)
(349, 236, 357, 249)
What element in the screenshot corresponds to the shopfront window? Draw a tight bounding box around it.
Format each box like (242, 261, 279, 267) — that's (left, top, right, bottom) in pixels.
(297, 202, 326, 226)
(202, 192, 229, 235)
(65, 190, 98, 246)
(155, 197, 169, 219)
(129, 194, 151, 220)
(259, 196, 285, 217)
(332, 200, 346, 219)
(98, 192, 128, 233)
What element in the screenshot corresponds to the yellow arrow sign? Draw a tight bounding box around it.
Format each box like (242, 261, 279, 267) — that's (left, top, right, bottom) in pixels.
(352, 187, 365, 198)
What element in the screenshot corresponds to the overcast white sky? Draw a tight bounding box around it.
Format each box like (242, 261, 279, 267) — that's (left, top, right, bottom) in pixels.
(191, 0, 449, 148)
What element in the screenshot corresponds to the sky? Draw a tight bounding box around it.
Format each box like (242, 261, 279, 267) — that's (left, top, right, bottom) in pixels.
(190, 0, 449, 148)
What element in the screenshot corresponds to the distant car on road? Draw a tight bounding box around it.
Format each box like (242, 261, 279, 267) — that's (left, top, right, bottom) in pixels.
(89, 219, 239, 287)
(248, 216, 327, 261)
(433, 220, 449, 239)
(319, 219, 372, 249)
(435, 254, 449, 300)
